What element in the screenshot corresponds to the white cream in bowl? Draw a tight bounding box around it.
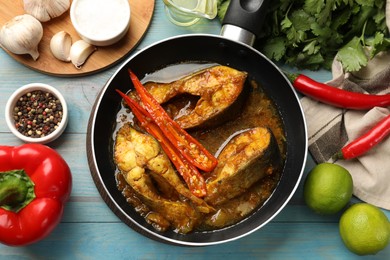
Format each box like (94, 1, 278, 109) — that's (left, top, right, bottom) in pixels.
(70, 0, 131, 46)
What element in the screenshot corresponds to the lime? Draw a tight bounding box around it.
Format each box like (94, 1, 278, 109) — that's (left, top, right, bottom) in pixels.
(339, 203, 390, 255)
(303, 163, 353, 214)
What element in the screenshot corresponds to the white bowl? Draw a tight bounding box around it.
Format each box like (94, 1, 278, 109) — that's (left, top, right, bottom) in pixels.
(70, 0, 131, 46)
(5, 83, 69, 144)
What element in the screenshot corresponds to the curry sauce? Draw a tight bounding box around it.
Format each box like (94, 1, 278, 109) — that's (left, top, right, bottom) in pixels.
(114, 65, 286, 233)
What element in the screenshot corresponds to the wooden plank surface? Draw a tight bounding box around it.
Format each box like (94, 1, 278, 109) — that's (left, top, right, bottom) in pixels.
(0, 1, 389, 259)
(0, 0, 155, 76)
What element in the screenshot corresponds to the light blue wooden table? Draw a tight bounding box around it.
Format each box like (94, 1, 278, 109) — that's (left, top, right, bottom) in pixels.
(1, 1, 389, 259)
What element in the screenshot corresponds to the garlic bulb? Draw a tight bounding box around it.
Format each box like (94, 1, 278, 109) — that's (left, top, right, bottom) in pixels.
(23, 0, 70, 22)
(70, 40, 97, 69)
(0, 14, 43, 61)
(50, 31, 72, 62)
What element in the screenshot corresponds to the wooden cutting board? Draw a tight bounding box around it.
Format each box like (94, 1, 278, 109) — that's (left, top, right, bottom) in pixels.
(0, 0, 155, 77)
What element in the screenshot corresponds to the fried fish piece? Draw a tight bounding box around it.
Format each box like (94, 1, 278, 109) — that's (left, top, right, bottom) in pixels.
(201, 172, 280, 230)
(204, 127, 282, 206)
(123, 164, 200, 234)
(141, 65, 248, 129)
(114, 123, 213, 211)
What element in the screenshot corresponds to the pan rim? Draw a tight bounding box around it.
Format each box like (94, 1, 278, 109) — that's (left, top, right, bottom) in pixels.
(86, 33, 308, 246)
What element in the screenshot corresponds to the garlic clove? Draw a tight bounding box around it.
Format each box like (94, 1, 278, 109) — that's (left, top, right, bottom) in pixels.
(50, 31, 72, 62)
(0, 14, 43, 61)
(28, 47, 40, 61)
(23, 0, 71, 22)
(70, 40, 97, 69)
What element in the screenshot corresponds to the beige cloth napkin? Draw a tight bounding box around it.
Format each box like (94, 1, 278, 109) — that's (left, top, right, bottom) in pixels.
(300, 52, 390, 210)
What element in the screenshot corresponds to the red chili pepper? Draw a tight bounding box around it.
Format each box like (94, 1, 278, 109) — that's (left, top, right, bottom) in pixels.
(287, 73, 390, 110)
(0, 144, 72, 246)
(334, 114, 390, 160)
(128, 69, 218, 172)
(116, 89, 207, 197)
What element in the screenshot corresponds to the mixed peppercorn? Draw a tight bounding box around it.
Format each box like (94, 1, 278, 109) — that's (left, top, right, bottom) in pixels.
(12, 90, 63, 138)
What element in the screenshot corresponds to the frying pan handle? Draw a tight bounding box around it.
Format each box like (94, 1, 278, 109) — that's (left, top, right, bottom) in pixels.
(221, 0, 270, 46)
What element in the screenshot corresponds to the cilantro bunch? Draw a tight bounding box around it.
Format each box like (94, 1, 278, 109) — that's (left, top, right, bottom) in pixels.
(218, 0, 390, 72)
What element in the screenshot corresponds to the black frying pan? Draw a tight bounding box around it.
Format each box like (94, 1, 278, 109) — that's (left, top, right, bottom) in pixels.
(86, 0, 308, 246)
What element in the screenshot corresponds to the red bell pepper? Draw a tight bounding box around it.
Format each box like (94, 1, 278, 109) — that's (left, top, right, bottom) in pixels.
(0, 144, 72, 246)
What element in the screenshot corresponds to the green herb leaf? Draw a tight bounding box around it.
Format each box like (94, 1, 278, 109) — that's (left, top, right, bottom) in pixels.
(303, 0, 325, 15)
(217, 0, 390, 72)
(336, 37, 367, 72)
(263, 37, 286, 61)
(367, 32, 390, 59)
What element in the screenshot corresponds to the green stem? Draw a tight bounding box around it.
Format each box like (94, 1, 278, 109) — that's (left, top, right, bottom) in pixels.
(332, 151, 344, 161)
(283, 71, 299, 84)
(0, 169, 36, 212)
(360, 20, 368, 46)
